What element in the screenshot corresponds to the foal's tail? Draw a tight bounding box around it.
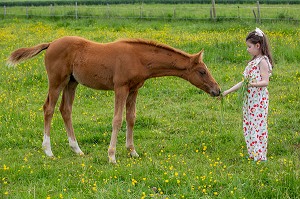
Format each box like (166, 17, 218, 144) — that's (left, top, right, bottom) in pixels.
(7, 43, 50, 66)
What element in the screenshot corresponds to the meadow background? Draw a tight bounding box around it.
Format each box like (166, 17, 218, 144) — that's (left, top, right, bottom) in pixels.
(0, 2, 300, 199)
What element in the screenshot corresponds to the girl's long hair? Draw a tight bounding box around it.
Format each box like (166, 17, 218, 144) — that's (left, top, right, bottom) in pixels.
(246, 30, 274, 67)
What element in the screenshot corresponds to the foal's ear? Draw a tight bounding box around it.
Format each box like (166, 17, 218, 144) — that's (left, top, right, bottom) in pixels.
(192, 49, 204, 64)
(193, 49, 204, 63)
(198, 49, 204, 62)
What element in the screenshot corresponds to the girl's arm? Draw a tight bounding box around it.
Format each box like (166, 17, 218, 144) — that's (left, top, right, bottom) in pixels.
(222, 59, 270, 97)
(249, 59, 270, 87)
(222, 81, 243, 97)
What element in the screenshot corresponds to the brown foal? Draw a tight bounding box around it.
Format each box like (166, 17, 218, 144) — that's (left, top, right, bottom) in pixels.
(8, 36, 220, 163)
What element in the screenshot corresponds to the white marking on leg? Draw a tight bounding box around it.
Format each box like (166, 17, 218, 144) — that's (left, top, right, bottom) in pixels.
(68, 137, 84, 156)
(108, 147, 116, 164)
(42, 134, 54, 157)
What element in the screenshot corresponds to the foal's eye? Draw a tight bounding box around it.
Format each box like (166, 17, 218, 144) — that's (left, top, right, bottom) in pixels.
(199, 70, 206, 75)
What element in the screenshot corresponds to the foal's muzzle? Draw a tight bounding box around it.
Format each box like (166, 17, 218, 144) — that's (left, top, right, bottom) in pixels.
(210, 89, 221, 97)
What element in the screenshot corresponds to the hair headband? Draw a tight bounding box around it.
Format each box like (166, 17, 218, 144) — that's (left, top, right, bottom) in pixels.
(255, 27, 264, 37)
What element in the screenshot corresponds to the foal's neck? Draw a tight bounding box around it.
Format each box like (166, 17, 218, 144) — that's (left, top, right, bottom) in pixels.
(146, 50, 190, 78)
(122, 39, 191, 78)
(142, 47, 190, 77)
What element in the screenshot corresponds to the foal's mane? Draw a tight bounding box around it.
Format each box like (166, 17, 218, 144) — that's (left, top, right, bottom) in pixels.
(118, 39, 190, 58)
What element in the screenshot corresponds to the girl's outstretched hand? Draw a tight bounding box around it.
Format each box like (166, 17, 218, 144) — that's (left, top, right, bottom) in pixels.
(221, 90, 229, 97)
(217, 91, 225, 100)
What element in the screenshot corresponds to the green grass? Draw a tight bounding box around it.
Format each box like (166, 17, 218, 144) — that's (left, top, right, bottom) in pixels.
(0, 18, 299, 198)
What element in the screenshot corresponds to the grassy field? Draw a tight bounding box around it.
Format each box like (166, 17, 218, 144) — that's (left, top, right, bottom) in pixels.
(0, 17, 299, 198)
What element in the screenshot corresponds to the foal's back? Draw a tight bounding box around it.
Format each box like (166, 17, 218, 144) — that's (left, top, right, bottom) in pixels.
(45, 36, 146, 90)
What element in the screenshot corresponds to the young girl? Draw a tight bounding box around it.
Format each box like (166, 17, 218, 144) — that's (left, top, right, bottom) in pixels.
(222, 28, 273, 162)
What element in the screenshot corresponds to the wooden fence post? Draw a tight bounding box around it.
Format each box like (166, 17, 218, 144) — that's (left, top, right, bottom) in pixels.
(211, 0, 216, 22)
(257, 1, 261, 23)
(26, 6, 28, 18)
(106, 3, 110, 19)
(140, 4, 143, 19)
(173, 8, 176, 19)
(75, 2, 78, 19)
(50, 4, 54, 17)
(4, 6, 6, 16)
(253, 9, 257, 22)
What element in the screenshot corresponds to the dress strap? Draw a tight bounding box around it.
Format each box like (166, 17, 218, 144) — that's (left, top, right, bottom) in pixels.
(257, 56, 272, 76)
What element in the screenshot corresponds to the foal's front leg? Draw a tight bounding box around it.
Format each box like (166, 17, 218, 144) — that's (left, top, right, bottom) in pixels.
(108, 86, 129, 163)
(126, 90, 139, 158)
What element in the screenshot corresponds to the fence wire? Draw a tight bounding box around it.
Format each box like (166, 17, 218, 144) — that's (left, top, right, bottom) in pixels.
(2, 4, 300, 21)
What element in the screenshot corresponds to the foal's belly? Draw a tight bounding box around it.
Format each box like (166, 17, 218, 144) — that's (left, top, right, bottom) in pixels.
(72, 67, 114, 90)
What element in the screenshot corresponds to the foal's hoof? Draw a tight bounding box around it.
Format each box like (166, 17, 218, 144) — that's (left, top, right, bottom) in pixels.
(69, 140, 84, 156)
(72, 148, 84, 156)
(43, 147, 54, 157)
(108, 156, 117, 164)
(130, 150, 139, 158)
(45, 151, 54, 157)
(78, 152, 85, 156)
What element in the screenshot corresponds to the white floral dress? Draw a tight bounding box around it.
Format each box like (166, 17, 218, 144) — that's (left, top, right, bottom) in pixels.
(242, 56, 272, 161)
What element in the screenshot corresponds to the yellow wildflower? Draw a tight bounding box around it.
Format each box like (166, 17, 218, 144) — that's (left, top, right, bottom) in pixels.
(3, 164, 9, 170)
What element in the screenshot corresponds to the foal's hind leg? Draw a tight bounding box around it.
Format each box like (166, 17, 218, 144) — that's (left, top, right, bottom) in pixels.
(59, 80, 84, 155)
(42, 72, 71, 157)
(42, 86, 64, 157)
(126, 90, 139, 158)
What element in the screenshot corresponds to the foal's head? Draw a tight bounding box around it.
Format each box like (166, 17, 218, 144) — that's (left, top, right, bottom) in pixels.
(185, 50, 220, 97)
